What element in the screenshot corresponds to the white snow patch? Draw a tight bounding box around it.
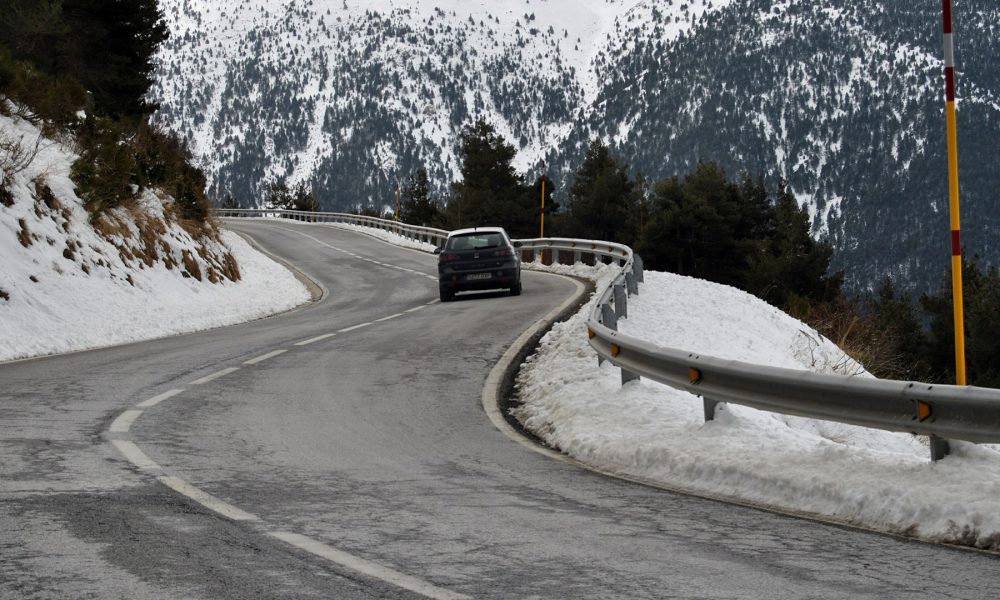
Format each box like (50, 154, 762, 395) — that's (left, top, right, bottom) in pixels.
(516, 265, 1000, 550)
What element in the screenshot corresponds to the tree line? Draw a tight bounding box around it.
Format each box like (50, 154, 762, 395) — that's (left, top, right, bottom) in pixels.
(367, 117, 1000, 388)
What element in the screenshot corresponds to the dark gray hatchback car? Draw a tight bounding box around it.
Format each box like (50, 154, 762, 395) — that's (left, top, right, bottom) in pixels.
(435, 227, 522, 302)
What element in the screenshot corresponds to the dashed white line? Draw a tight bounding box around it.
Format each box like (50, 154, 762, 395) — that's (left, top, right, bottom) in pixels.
(294, 333, 337, 346)
(190, 367, 240, 385)
(405, 305, 426, 314)
(136, 388, 184, 408)
(269, 532, 470, 600)
(109, 410, 144, 433)
(158, 475, 261, 522)
(338, 322, 372, 333)
(375, 313, 403, 323)
(245, 349, 289, 364)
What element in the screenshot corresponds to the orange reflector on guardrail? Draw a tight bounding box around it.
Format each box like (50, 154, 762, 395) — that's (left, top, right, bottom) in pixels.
(611, 344, 621, 357)
(917, 400, 932, 422)
(690, 368, 702, 384)
(587, 328, 595, 339)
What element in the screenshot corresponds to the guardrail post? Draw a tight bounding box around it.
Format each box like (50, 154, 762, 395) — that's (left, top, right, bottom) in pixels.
(599, 304, 616, 367)
(633, 255, 644, 283)
(573, 250, 582, 264)
(614, 284, 627, 319)
(929, 435, 951, 462)
(704, 398, 719, 421)
(626, 272, 638, 296)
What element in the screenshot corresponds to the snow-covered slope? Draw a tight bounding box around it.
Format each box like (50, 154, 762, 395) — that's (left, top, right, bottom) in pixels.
(0, 112, 309, 363)
(515, 263, 1000, 551)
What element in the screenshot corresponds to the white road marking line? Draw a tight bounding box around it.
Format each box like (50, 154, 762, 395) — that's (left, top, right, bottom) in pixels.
(338, 322, 371, 333)
(294, 333, 337, 346)
(190, 367, 240, 385)
(136, 388, 184, 408)
(158, 476, 260, 522)
(426, 299, 440, 305)
(269, 532, 470, 600)
(375, 313, 403, 322)
(405, 305, 426, 313)
(111, 440, 161, 472)
(245, 349, 289, 364)
(109, 410, 144, 433)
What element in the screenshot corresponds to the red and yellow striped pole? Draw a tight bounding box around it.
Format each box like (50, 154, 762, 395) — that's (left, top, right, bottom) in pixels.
(942, 0, 967, 386)
(539, 160, 547, 238)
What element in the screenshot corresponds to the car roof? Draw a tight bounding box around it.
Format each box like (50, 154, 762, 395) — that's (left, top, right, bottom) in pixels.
(447, 227, 507, 237)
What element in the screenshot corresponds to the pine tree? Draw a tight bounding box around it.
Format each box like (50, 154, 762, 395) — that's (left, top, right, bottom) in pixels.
(0, 0, 169, 117)
(400, 168, 441, 226)
(567, 139, 641, 246)
(636, 162, 749, 288)
(447, 118, 534, 236)
(921, 255, 1000, 387)
(747, 180, 842, 310)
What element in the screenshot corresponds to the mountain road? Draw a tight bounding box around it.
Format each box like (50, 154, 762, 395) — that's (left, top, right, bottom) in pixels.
(1, 220, 997, 599)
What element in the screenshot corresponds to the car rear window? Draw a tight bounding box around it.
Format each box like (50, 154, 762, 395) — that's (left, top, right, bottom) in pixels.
(447, 233, 503, 250)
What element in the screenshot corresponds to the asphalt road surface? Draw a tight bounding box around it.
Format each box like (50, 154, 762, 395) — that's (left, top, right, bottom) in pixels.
(2, 220, 998, 599)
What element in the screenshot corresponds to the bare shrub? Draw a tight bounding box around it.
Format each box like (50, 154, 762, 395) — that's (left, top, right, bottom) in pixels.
(1, 129, 42, 180)
(0, 288, 9, 301)
(1, 130, 42, 207)
(799, 297, 913, 379)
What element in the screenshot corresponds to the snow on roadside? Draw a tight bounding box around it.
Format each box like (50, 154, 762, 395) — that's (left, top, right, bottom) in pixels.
(515, 265, 1000, 550)
(0, 111, 309, 363)
(325, 221, 437, 252)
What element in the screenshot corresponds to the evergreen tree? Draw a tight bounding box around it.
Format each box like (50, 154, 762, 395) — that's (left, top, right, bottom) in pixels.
(867, 276, 931, 380)
(747, 180, 842, 310)
(0, 0, 168, 118)
(447, 118, 534, 236)
(921, 255, 1000, 387)
(566, 139, 641, 246)
(636, 162, 750, 288)
(400, 168, 441, 226)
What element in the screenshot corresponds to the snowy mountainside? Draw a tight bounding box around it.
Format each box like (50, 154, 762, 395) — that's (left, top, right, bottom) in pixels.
(0, 111, 309, 362)
(152, 0, 722, 204)
(152, 0, 1000, 293)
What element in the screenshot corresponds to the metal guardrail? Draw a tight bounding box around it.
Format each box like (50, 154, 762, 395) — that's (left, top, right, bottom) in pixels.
(582, 250, 1000, 462)
(217, 209, 1000, 461)
(214, 208, 450, 248)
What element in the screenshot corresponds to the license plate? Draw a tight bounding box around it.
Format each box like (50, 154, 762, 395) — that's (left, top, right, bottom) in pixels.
(466, 273, 492, 281)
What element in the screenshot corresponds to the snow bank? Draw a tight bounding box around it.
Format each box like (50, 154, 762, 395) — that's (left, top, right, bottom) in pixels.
(516, 265, 1000, 550)
(0, 111, 309, 363)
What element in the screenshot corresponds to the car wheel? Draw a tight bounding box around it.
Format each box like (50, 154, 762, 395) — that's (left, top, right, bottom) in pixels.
(440, 288, 453, 302)
(510, 280, 522, 296)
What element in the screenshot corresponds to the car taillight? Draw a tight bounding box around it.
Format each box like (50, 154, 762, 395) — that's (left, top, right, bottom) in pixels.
(441, 253, 461, 261)
(494, 249, 512, 257)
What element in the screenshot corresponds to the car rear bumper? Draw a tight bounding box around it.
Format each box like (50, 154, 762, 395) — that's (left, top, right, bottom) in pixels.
(439, 267, 520, 291)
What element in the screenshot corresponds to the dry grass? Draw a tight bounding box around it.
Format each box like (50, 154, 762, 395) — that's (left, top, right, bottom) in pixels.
(0, 179, 13, 208)
(17, 218, 31, 247)
(181, 249, 202, 281)
(92, 212, 131, 240)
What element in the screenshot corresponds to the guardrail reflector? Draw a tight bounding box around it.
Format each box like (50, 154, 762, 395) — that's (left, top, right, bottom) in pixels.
(917, 401, 932, 422)
(690, 368, 703, 384)
(587, 328, 595, 339)
(611, 344, 621, 357)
